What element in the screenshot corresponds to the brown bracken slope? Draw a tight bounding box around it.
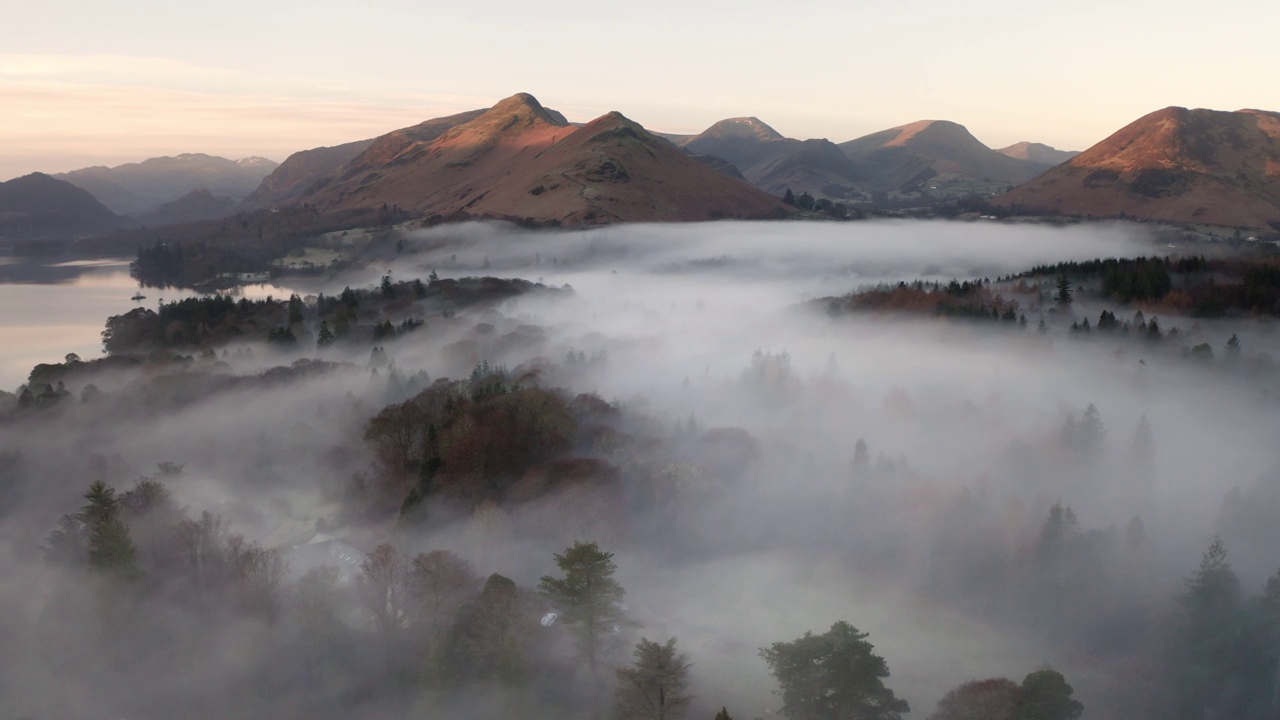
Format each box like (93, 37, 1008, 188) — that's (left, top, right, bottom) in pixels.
(996, 107, 1280, 232)
(293, 94, 789, 224)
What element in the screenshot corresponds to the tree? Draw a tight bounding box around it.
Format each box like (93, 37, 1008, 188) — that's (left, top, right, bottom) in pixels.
(853, 438, 870, 471)
(317, 321, 335, 347)
(408, 549, 481, 642)
(760, 620, 909, 720)
(1131, 414, 1154, 466)
(447, 573, 534, 685)
(358, 543, 408, 634)
(81, 479, 119, 526)
(1175, 536, 1245, 720)
(713, 709, 733, 720)
(1225, 333, 1242, 360)
(1055, 275, 1073, 306)
(88, 515, 139, 577)
(538, 541, 628, 678)
(1013, 669, 1083, 720)
(1077, 403, 1105, 458)
(616, 637, 693, 720)
(927, 677, 1019, 720)
(783, 188, 796, 206)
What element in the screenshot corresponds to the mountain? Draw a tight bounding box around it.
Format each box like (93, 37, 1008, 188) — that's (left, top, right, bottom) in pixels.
(996, 142, 1079, 168)
(136, 189, 238, 225)
(839, 120, 1045, 193)
(0, 173, 123, 241)
(997, 107, 1280, 232)
(241, 139, 377, 209)
(749, 139, 866, 199)
(684, 118, 863, 199)
(293, 94, 788, 223)
(56, 153, 279, 215)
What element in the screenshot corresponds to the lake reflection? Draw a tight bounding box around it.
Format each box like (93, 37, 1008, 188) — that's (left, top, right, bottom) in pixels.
(0, 257, 300, 392)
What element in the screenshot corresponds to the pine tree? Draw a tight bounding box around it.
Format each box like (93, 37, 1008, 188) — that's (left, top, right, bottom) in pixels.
(713, 709, 733, 720)
(317, 321, 335, 347)
(1055, 275, 1073, 305)
(88, 516, 139, 577)
(538, 541, 628, 679)
(1175, 536, 1245, 720)
(1225, 333, 1242, 359)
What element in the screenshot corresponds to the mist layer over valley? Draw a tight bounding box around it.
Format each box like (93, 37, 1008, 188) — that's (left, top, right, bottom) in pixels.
(3, 219, 1279, 720)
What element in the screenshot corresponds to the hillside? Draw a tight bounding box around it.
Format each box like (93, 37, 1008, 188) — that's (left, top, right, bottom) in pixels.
(294, 94, 788, 223)
(840, 120, 1044, 194)
(997, 107, 1280, 233)
(0, 173, 124, 241)
(240, 139, 376, 209)
(136, 189, 238, 225)
(56, 154, 278, 215)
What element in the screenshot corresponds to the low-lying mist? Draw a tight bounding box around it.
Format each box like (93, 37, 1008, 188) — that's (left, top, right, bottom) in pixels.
(2, 219, 1278, 720)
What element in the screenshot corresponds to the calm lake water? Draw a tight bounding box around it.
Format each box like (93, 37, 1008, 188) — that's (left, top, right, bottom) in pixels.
(0, 256, 295, 393)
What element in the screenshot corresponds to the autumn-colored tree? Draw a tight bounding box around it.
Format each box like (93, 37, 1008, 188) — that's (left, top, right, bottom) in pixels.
(926, 677, 1019, 720)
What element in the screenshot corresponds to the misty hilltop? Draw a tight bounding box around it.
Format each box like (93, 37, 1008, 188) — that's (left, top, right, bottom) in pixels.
(997, 106, 1280, 232)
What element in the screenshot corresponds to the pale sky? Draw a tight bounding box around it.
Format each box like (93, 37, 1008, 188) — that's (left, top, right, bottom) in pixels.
(2, 0, 1277, 181)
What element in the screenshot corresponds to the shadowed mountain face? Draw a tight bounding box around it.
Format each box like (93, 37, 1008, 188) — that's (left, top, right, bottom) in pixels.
(135, 189, 238, 226)
(997, 107, 1280, 232)
(840, 120, 1045, 193)
(289, 94, 788, 224)
(241, 139, 376, 209)
(684, 118, 864, 199)
(55, 154, 278, 216)
(0, 173, 123, 241)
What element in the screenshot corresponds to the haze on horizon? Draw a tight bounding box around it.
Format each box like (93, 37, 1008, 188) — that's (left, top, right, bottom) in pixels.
(2, 0, 1277, 181)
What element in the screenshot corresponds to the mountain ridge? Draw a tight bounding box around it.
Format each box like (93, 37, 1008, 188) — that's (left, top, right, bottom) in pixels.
(287, 94, 788, 224)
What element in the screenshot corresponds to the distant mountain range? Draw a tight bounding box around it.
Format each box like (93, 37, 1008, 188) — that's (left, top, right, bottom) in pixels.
(6, 96, 1279, 241)
(998, 107, 1280, 233)
(54, 154, 278, 216)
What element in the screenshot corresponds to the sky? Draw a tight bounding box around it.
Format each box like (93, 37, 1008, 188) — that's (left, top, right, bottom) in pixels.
(2, 0, 1277, 180)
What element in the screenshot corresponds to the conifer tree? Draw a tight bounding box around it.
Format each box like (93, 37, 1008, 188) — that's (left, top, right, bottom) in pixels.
(538, 541, 628, 679)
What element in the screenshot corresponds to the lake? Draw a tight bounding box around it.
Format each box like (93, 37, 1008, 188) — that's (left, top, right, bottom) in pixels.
(0, 256, 296, 393)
